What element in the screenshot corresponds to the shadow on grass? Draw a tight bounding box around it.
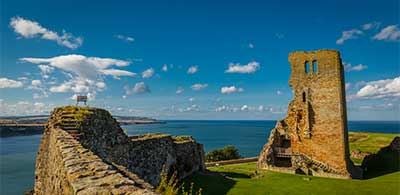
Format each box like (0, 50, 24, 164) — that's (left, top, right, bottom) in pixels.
(219, 171, 251, 179)
(182, 171, 249, 195)
(362, 145, 400, 179)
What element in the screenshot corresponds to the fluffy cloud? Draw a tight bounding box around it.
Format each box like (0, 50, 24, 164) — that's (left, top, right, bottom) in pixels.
(241, 105, 249, 111)
(187, 65, 198, 74)
(178, 104, 200, 112)
(38, 65, 54, 79)
(0, 78, 23, 88)
(20, 54, 134, 98)
(125, 82, 150, 95)
(10, 16, 82, 49)
(115, 34, 134, 42)
(373, 25, 400, 42)
(336, 29, 363, 45)
(31, 80, 42, 87)
(0, 100, 53, 116)
(176, 87, 184, 94)
(221, 86, 243, 94)
(191, 83, 208, 91)
(344, 62, 368, 72)
(101, 69, 136, 78)
(20, 54, 132, 79)
(142, 68, 155, 78)
(225, 61, 260, 74)
(362, 22, 381, 30)
(356, 76, 400, 99)
(162, 64, 168, 72)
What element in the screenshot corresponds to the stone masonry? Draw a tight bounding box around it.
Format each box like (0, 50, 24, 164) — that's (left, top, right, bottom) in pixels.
(258, 50, 362, 179)
(34, 106, 205, 194)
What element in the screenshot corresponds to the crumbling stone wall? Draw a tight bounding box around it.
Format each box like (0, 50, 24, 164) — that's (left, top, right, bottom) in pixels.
(35, 118, 155, 194)
(34, 106, 205, 194)
(258, 50, 362, 179)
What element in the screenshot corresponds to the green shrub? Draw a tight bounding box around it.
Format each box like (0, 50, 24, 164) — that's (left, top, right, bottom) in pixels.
(205, 145, 241, 162)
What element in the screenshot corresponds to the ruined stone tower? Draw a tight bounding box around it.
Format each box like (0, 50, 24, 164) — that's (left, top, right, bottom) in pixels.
(258, 49, 362, 179)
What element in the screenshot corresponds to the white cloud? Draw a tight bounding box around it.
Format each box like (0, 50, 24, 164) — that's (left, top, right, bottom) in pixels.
(336, 29, 363, 45)
(20, 54, 135, 98)
(0, 100, 53, 116)
(95, 82, 106, 90)
(225, 61, 260, 74)
(178, 104, 200, 112)
(221, 86, 243, 94)
(373, 25, 400, 42)
(49, 78, 92, 93)
(362, 22, 381, 30)
(27, 79, 49, 99)
(241, 105, 249, 111)
(176, 87, 184, 94)
(115, 34, 134, 42)
(100, 69, 136, 78)
(10, 16, 82, 49)
(189, 97, 195, 102)
(21, 54, 132, 79)
(344, 62, 368, 72)
(0, 78, 23, 88)
(191, 83, 208, 91)
(356, 76, 400, 99)
(38, 64, 54, 79)
(187, 65, 198, 74)
(142, 68, 155, 78)
(31, 80, 42, 87)
(162, 64, 168, 72)
(135, 82, 149, 93)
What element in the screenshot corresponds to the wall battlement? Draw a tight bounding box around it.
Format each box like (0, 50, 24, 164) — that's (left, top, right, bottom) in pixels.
(34, 106, 205, 194)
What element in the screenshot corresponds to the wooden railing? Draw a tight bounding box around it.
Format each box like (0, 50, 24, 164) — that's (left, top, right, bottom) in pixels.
(274, 147, 292, 158)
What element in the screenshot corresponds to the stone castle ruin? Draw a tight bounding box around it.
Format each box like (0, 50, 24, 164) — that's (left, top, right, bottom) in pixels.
(258, 50, 362, 179)
(35, 106, 205, 194)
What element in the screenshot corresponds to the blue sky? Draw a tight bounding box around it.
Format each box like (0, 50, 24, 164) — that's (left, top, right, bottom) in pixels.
(0, 0, 399, 120)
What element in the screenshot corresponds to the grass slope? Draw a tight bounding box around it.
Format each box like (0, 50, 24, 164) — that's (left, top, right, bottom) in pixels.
(183, 132, 400, 195)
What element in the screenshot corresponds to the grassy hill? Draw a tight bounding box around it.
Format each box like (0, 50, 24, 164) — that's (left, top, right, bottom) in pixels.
(183, 132, 399, 195)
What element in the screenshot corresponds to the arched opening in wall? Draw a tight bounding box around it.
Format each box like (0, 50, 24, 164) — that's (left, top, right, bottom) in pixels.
(305, 61, 310, 74)
(312, 60, 318, 73)
(302, 92, 306, 103)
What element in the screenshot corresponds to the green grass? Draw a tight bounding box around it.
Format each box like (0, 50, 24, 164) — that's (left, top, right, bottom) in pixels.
(349, 132, 398, 153)
(349, 132, 398, 164)
(184, 162, 400, 195)
(182, 132, 400, 195)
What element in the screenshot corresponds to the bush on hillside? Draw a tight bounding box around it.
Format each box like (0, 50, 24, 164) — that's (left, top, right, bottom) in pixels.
(205, 145, 241, 162)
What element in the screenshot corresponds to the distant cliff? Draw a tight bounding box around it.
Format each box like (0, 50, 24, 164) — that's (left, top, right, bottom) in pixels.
(34, 106, 204, 194)
(0, 113, 164, 137)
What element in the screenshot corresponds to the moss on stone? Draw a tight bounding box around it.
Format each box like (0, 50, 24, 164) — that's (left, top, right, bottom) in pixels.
(172, 135, 193, 143)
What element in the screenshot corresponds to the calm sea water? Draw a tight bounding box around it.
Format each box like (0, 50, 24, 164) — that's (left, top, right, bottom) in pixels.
(1, 120, 399, 194)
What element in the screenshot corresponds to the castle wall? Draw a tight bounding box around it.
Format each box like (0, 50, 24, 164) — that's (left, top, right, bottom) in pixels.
(34, 106, 205, 194)
(287, 50, 348, 173)
(258, 50, 361, 179)
(35, 123, 155, 195)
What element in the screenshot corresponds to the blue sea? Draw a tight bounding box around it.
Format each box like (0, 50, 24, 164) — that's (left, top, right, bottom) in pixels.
(1, 120, 399, 194)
